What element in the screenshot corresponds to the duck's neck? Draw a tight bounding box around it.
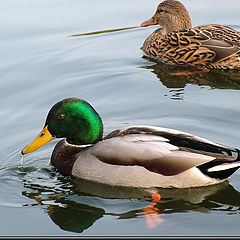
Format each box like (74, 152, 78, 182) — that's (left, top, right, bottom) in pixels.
(160, 27, 167, 35)
(51, 139, 88, 176)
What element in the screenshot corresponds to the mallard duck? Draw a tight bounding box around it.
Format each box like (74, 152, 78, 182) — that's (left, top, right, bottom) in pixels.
(141, 0, 240, 70)
(22, 97, 240, 188)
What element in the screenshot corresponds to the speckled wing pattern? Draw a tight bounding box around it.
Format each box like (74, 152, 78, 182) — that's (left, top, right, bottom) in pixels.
(142, 24, 240, 69)
(197, 24, 240, 44)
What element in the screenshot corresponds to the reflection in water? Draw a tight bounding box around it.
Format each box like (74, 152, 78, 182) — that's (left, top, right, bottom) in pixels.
(69, 26, 139, 37)
(20, 168, 240, 233)
(48, 202, 105, 233)
(140, 56, 240, 100)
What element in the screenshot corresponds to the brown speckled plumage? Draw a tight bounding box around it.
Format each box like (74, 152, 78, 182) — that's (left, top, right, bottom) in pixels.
(141, 0, 240, 69)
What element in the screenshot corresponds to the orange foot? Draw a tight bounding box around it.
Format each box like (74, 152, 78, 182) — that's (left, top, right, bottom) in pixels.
(142, 193, 164, 229)
(169, 68, 210, 76)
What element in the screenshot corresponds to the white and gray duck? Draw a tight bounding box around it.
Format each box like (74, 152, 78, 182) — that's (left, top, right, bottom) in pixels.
(22, 97, 240, 189)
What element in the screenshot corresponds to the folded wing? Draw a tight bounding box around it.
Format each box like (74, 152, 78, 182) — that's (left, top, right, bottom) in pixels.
(91, 132, 216, 176)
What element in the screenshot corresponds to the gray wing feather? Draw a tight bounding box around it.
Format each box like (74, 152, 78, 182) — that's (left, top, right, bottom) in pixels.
(90, 135, 215, 176)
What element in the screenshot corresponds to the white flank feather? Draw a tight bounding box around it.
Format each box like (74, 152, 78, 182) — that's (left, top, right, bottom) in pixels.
(208, 162, 240, 172)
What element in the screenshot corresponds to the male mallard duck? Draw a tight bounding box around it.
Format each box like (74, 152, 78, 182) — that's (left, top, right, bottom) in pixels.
(141, 0, 240, 70)
(22, 98, 240, 188)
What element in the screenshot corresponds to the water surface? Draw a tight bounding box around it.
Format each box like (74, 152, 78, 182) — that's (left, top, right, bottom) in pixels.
(1, 0, 240, 236)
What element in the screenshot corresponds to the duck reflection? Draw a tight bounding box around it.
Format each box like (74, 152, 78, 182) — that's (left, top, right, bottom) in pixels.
(47, 201, 105, 233)
(21, 168, 240, 234)
(71, 178, 240, 213)
(141, 56, 240, 99)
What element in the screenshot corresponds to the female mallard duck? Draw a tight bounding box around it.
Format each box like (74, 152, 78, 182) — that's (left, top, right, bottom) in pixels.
(141, 0, 240, 70)
(22, 98, 240, 188)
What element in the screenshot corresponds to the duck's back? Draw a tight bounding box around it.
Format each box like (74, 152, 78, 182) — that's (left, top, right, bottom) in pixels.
(196, 24, 240, 44)
(141, 24, 240, 69)
(71, 125, 240, 188)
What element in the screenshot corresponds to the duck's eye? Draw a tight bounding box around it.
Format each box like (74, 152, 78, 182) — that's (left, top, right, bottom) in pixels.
(157, 9, 164, 13)
(57, 113, 66, 120)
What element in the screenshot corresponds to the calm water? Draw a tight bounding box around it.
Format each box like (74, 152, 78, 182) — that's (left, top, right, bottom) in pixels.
(1, 0, 240, 236)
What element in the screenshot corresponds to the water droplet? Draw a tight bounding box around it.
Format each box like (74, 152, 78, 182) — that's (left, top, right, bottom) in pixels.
(20, 155, 24, 168)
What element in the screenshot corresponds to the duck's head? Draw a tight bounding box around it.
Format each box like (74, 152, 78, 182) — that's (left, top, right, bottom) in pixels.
(141, 0, 192, 34)
(22, 97, 103, 155)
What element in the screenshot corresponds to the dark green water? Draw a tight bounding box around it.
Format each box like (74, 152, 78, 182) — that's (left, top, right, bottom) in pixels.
(1, 0, 240, 236)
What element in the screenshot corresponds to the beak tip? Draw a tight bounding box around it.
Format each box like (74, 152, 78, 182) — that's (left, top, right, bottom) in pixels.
(21, 148, 27, 155)
(20, 126, 55, 156)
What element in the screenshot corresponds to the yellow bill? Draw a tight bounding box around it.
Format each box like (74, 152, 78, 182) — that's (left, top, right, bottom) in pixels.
(21, 126, 56, 155)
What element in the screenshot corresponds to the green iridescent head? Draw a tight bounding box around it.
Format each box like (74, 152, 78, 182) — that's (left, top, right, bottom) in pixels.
(45, 97, 103, 144)
(22, 97, 103, 155)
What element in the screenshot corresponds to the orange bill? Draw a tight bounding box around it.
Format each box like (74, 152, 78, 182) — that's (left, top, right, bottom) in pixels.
(141, 17, 158, 27)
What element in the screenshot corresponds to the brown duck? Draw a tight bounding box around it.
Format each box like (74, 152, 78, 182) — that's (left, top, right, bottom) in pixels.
(141, 0, 240, 70)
